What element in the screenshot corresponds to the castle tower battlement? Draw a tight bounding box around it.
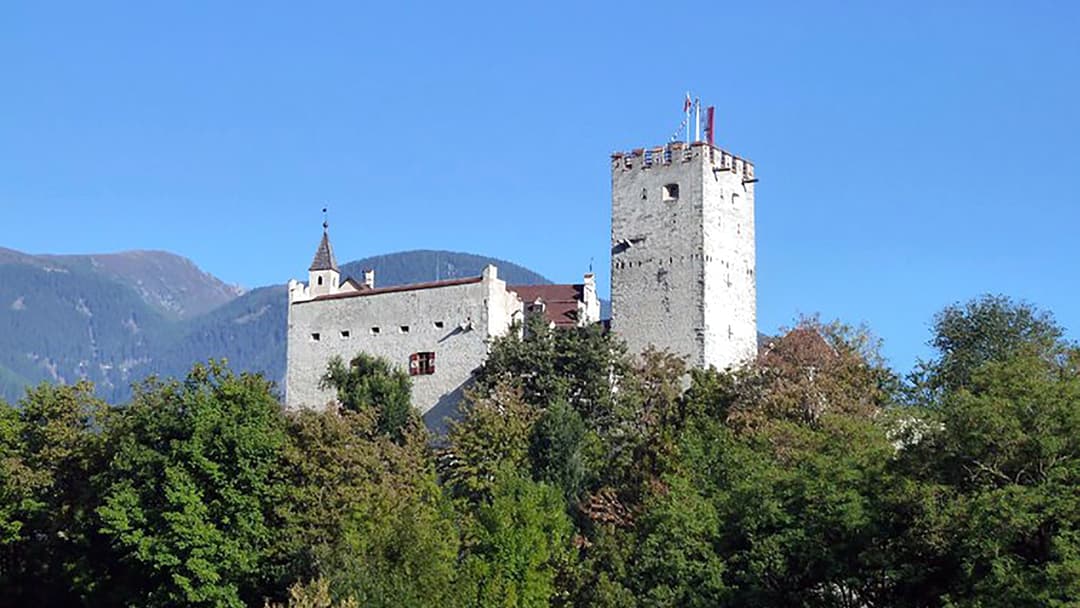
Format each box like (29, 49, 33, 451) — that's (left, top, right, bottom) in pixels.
(610, 140, 757, 369)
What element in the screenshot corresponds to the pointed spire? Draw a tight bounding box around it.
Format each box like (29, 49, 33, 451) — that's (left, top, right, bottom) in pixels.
(309, 210, 339, 272)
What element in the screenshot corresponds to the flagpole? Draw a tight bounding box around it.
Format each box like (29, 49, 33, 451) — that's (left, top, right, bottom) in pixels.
(694, 98, 701, 143)
(685, 92, 691, 144)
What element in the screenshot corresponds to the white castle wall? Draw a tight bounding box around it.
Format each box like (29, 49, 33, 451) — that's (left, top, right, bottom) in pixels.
(285, 266, 521, 430)
(610, 142, 757, 370)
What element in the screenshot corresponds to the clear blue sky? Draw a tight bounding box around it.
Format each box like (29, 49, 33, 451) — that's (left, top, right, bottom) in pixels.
(2, 1, 1077, 372)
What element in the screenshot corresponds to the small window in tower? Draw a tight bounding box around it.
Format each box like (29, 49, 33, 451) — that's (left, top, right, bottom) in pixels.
(409, 352, 436, 376)
(399, 325, 410, 334)
(317, 276, 323, 286)
(340, 330, 350, 339)
(371, 327, 381, 335)
(310, 332, 320, 342)
(434, 321, 445, 329)
(662, 183, 680, 201)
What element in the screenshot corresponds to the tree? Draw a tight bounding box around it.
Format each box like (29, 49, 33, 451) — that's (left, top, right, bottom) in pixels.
(0, 398, 25, 548)
(265, 578, 360, 608)
(0, 382, 111, 606)
(96, 362, 290, 607)
(277, 408, 460, 607)
(458, 469, 574, 608)
(593, 348, 687, 513)
(320, 353, 417, 442)
(442, 383, 538, 503)
(888, 296, 1080, 605)
(529, 400, 598, 504)
(899, 354, 1080, 605)
(630, 475, 729, 607)
(728, 318, 894, 430)
(909, 294, 1073, 404)
(477, 316, 628, 421)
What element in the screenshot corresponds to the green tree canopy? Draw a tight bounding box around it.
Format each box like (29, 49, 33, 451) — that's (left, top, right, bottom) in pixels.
(96, 362, 290, 607)
(278, 407, 459, 607)
(910, 294, 1075, 403)
(320, 353, 417, 442)
(0, 382, 110, 605)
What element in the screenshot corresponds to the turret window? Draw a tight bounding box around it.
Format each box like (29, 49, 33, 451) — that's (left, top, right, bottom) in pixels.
(662, 183, 680, 201)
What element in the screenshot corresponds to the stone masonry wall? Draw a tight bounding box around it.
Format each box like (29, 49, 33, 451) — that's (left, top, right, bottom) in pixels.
(611, 142, 757, 369)
(285, 269, 521, 430)
(702, 148, 757, 368)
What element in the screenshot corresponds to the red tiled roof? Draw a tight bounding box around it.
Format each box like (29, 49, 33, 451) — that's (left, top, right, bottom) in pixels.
(510, 284, 584, 328)
(296, 275, 483, 304)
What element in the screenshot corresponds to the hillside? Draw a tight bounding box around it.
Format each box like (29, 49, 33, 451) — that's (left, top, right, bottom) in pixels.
(0, 261, 177, 402)
(0, 248, 560, 403)
(340, 250, 551, 287)
(43, 250, 245, 319)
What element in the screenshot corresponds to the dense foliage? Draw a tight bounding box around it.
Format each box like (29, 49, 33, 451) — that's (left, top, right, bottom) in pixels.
(0, 294, 1077, 607)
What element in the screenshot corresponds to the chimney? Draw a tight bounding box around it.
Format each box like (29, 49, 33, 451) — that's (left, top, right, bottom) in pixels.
(363, 269, 375, 289)
(582, 273, 600, 324)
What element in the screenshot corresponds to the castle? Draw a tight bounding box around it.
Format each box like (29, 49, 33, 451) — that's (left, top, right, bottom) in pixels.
(285, 130, 756, 426)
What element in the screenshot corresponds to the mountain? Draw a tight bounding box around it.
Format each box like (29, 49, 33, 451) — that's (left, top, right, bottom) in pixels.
(0, 248, 243, 320)
(41, 250, 244, 320)
(0, 249, 560, 404)
(0, 257, 179, 402)
(340, 250, 551, 287)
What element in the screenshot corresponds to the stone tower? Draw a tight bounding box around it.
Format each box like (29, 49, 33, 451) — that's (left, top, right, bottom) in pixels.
(610, 141, 757, 369)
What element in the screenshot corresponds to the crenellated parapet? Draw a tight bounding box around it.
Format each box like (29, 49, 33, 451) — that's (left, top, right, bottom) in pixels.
(611, 142, 755, 180)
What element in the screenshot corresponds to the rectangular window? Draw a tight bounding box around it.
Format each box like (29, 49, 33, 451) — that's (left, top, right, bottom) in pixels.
(340, 330, 350, 339)
(434, 321, 445, 329)
(371, 327, 380, 335)
(408, 352, 436, 376)
(400, 325, 410, 334)
(310, 333, 321, 342)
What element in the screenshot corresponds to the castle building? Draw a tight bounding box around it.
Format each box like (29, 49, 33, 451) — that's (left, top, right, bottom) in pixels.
(286, 122, 757, 422)
(610, 141, 757, 370)
(285, 224, 600, 426)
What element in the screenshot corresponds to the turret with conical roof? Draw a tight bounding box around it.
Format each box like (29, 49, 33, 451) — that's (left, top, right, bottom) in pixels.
(308, 221, 340, 297)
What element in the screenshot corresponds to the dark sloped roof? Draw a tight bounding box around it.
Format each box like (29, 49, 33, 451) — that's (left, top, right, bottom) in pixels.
(309, 230, 339, 272)
(298, 276, 483, 303)
(510, 284, 585, 328)
(341, 276, 366, 290)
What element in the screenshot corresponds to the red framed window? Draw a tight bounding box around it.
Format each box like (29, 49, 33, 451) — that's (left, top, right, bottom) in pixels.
(409, 352, 436, 375)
